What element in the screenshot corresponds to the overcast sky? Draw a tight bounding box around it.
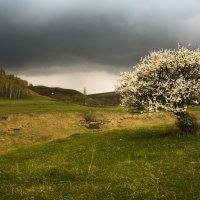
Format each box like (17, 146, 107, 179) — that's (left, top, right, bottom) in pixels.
(1, 0, 200, 93)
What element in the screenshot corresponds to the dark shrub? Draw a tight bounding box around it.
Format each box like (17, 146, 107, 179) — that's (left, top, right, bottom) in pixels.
(82, 111, 98, 123)
(175, 112, 198, 135)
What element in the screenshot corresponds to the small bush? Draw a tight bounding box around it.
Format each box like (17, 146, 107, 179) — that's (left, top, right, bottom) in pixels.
(82, 111, 98, 122)
(175, 112, 198, 135)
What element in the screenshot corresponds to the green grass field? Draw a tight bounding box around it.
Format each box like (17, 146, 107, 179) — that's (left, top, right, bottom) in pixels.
(0, 127, 200, 199)
(0, 96, 200, 199)
(0, 96, 123, 115)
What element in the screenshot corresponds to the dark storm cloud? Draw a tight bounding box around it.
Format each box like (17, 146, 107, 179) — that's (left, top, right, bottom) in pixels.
(0, 0, 200, 74)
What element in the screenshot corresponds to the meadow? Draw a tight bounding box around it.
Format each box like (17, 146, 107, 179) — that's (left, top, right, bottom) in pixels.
(0, 96, 122, 115)
(0, 95, 200, 199)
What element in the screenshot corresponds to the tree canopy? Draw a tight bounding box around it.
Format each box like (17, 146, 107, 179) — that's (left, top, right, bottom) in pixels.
(116, 47, 200, 113)
(0, 68, 30, 99)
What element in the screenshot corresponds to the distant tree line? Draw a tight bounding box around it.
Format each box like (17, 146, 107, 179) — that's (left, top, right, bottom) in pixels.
(0, 68, 30, 99)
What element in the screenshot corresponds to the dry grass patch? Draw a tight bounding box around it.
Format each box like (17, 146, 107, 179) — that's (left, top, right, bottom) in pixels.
(1, 107, 199, 154)
(0, 113, 84, 153)
(100, 111, 176, 130)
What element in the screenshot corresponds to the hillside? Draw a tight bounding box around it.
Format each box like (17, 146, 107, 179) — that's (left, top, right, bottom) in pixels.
(29, 85, 83, 101)
(29, 85, 98, 105)
(88, 92, 120, 105)
(29, 85, 120, 106)
(30, 85, 82, 96)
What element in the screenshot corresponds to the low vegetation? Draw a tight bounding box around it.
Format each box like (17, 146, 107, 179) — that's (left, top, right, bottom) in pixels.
(0, 98, 122, 116)
(0, 128, 200, 199)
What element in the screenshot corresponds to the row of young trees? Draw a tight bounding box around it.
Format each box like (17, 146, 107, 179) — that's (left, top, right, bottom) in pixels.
(0, 68, 30, 99)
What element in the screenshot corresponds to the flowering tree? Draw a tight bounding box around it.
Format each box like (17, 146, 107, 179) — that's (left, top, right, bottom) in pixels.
(116, 47, 200, 134)
(116, 47, 200, 113)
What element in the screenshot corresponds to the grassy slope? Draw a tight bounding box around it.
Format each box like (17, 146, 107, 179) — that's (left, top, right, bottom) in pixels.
(0, 95, 199, 153)
(88, 92, 120, 105)
(0, 127, 200, 199)
(0, 94, 123, 153)
(29, 85, 101, 106)
(29, 85, 82, 96)
(0, 94, 122, 115)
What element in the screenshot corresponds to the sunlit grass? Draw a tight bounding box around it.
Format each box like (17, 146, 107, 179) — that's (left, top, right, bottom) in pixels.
(0, 127, 200, 199)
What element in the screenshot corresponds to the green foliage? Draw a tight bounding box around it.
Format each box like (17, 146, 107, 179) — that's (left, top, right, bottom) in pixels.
(176, 112, 198, 135)
(0, 128, 200, 199)
(0, 68, 30, 99)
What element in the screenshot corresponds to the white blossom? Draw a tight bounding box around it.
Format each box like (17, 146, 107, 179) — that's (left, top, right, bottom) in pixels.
(116, 47, 200, 113)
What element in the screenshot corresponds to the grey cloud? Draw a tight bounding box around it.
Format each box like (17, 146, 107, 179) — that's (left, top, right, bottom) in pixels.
(0, 0, 200, 75)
